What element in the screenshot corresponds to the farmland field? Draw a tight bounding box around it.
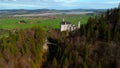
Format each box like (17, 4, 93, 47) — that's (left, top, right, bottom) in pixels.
(0, 14, 95, 30)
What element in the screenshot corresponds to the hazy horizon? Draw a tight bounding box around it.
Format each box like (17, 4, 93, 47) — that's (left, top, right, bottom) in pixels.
(0, 0, 120, 10)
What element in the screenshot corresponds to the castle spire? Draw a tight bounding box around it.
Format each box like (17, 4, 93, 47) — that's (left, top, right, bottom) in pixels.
(78, 21, 80, 28)
(63, 18, 65, 22)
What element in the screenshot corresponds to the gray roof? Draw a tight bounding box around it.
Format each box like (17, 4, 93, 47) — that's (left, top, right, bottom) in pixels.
(60, 21, 71, 25)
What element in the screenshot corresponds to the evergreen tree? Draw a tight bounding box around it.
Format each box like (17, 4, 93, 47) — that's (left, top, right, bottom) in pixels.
(83, 61, 88, 68)
(118, 3, 120, 8)
(62, 58, 69, 68)
(98, 61, 102, 68)
(84, 44, 89, 61)
(52, 58, 58, 68)
(107, 30, 111, 42)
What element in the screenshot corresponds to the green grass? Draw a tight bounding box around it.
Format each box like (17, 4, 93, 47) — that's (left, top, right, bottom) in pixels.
(0, 14, 93, 30)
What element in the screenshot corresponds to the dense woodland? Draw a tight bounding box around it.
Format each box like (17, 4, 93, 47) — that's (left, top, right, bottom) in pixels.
(0, 7, 120, 68)
(46, 8, 120, 68)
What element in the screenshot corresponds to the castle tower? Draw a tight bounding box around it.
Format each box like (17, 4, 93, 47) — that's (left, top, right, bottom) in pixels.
(63, 18, 65, 22)
(78, 21, 80, 28)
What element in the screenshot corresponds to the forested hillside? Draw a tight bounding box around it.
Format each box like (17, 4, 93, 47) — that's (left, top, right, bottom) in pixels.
(0, 8, 120, 68)
(45, 8, 120, 68)
(0, 27, 46, 68)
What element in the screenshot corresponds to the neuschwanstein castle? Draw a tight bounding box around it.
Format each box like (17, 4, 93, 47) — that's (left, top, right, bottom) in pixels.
(60, 18, 80, 32)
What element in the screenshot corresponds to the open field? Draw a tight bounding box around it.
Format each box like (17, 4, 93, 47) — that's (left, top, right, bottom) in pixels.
(0, 14, 95, 30)
(13, 11, 93, 17)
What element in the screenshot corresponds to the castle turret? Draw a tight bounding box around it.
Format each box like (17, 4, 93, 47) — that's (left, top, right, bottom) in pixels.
(63, 18, 65, 22)
(78, 21, 80, 28)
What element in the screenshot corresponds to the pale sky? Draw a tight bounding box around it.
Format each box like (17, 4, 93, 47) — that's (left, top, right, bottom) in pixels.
(0, 0, 119, 9)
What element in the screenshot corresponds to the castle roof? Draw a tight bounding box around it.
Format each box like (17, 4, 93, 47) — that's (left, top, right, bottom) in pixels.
(60, 21, 71, 25)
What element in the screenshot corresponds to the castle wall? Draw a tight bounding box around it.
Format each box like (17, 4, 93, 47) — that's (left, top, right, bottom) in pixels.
(60, 24, 69, 31)
(60, 21, 80, 32)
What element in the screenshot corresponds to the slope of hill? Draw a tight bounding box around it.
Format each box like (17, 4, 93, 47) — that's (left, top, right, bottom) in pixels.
(45, 8, 120, 68)
(0, 8, 119, 68)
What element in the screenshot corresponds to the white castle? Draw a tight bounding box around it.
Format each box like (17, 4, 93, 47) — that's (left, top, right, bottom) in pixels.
(60, 18, 80, 32)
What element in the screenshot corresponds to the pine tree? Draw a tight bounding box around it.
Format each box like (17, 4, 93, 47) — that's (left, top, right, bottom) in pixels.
(118, 3, 120, 8)
(107, 30, 111, 42)
(83, 61, 88, 68)
(52, 58, 58, 68)
(62, 58, 69, 68)
(98, 61, 102, 68)
(84, 44, 89, 61)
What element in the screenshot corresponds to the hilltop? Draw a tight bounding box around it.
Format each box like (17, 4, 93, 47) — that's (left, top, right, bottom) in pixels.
(0, 7, 119, 68)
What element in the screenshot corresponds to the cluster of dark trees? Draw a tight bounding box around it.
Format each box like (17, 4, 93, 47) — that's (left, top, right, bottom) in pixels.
(80, 8, 120, 42)
(0, 8, 119, 68)
(0, 27, 46, 68)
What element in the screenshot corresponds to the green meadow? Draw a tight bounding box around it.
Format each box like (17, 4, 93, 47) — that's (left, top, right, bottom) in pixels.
(0, 14, 93, 30)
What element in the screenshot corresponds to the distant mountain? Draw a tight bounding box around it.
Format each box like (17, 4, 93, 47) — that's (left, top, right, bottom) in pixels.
(0, 9, 107, 15)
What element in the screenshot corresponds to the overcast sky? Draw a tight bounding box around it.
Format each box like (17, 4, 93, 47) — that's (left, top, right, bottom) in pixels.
(0, 0, 119, 9)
